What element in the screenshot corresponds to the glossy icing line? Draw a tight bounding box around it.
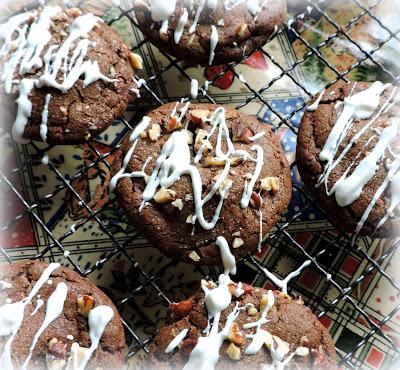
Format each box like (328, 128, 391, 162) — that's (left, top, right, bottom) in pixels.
(0, 263, 60, 370)
(21, 282, 68, 370)
(262, 260, 311, 294)
(334, 121, 398, 207)
(216, 236, 237, 275)
(165, 328, 189, 353)
(76, 305, 114, 370)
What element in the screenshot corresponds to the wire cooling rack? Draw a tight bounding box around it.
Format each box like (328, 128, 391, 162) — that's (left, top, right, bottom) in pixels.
(1, 0, 400, 369)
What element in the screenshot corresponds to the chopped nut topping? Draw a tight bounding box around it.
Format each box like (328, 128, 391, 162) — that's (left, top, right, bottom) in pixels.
(259, 293, 270, 312)
(169, 300, 193, 321)
(219, 178, 233, 199)
(250, 191, 263, 209)
(65, 8, 83, 17)
(165, 116, 182, 132)
(230, 157, 243, 167)
(171, 198, 184, 211)
(247, 306, 258, 316)
(226, 343, 241, 360)
(60, 106, 68, 115)
(232, 237, 244, 249)
(194, 129, 212, 153)
(243, 172, 253, 180)
(190, 109, 210, 125)
(185, 193, 193, 201)
(188, 250, 201, 262)
(77, 294, 94, 317)
(139, 130, 147, 139)
(295, 346, 310, 356)
(148, 123, 161, 142)
(46, 338, 67, 370)
(153, 188, 176, 204)
(236, 24, 251, 39)
(232, 231, 241, 237)
(232, 123, 253, 143)
(227, 323, 244, 345)
(186, 214, 194, 223)
(260, 177, 280, 193)
(129, 52, 143, 70)
(204, 157, 226, 167)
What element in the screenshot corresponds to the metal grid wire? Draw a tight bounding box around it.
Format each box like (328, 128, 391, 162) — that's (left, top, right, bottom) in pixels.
(0, 0, 400, 369)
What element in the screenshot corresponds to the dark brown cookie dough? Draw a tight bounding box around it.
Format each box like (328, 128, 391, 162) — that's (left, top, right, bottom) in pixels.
(1, 7, 135, 144)
(145, 281, 336, 369)
(296, 81, 400, 237)
(0, 260, 125, 369)
(134, 0, 286, 66)
(111, 102, 291, 265)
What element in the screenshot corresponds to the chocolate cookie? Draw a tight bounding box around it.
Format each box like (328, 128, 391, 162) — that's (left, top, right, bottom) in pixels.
(133, 0, 286, 66)
(110, 102, 291, 265)
(0, 260, 125, 369)
(145, 278, 336, 369)
(296, 81, 400, 238)
(0, 6, 136, 144)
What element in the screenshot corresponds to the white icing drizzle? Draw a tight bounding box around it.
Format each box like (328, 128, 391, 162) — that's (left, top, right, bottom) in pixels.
(209, 25, 218, 65)
(42, 154, 49, 166)
(314, 82, 399, 234)
(21, 282, 68, 370)
(0, 262, 60, 370)
(334, 121, 398, 207)
(77, 305, 114, 370)
(174, 8, 188, 44)
(19, 6, 60, 75)
(216, 236, 236, 275)
(12, 78, 35, 143)
(207, 0, 218, 9)
(353, 158, 400, 241)
(184, 297, 245, 370)
(376, 164, 400, 229)
(110, 116, 152, 191)
(149, 0, 178, 22)
(160, 19, 169, 34)
(235, 282, 244, 297)
(190, 78, 199, 99)
(30, 298, 44, 316)
(40, 93, 51, 142)
(241, 147, 263, 208)
(189, 0, 206, 34)
(319, 82, 388, 163)
(112, 105, 264, 241)
(249, 131, 265, 142)
(262, 260, 311, 294)
(165, 328, 189, 353)
(307, 90, 324, 111)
